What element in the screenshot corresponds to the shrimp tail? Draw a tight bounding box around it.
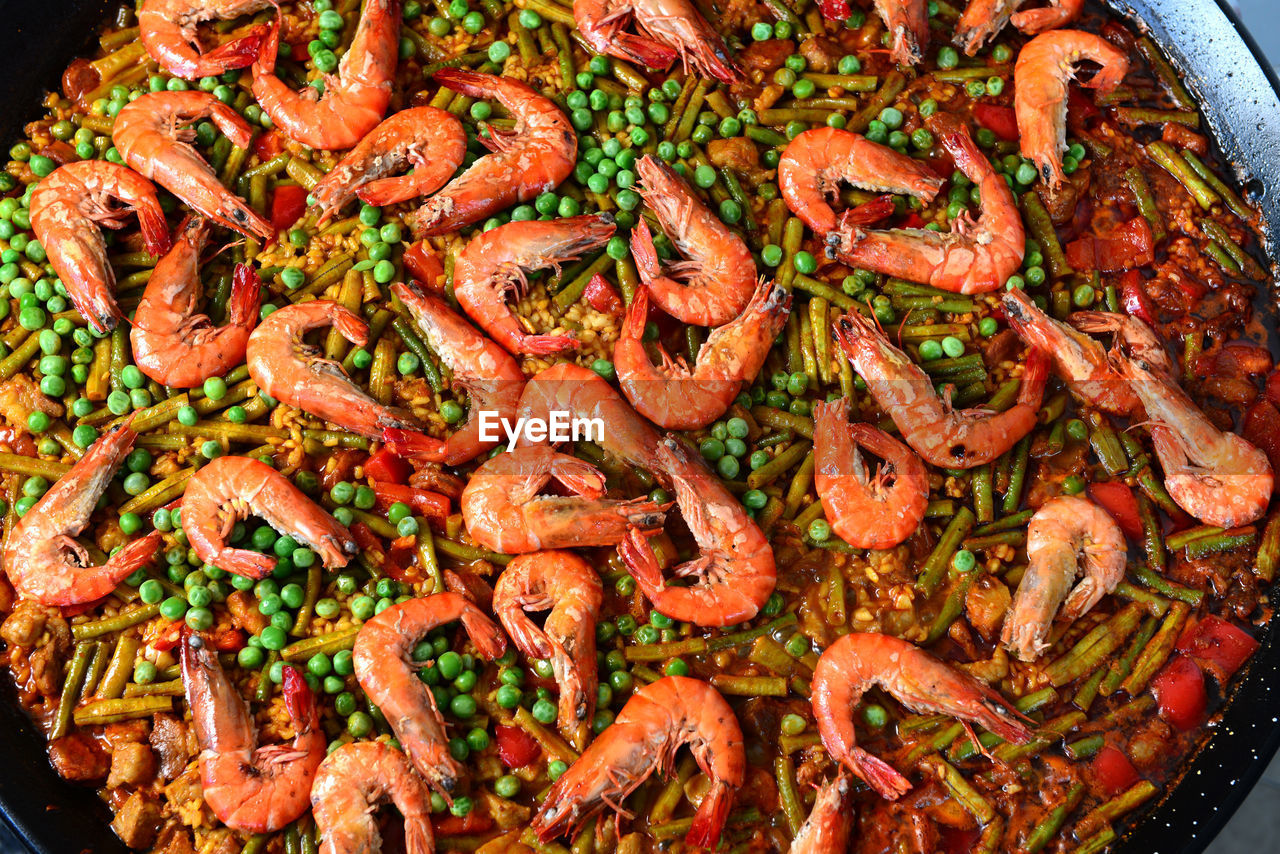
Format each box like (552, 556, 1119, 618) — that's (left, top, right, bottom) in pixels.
(686, 780, 734, 849)
(850, 747, 913, 799)
(619, 527, 665, 599)
(612, 32, 680, 70)
(459, 608, 508, 661)
(137, 203, 173, 258)
(403, 818, 435, 854)
(520, 333, 581, 355)
(227, 264, 264, 328)
(628, 218, 662, 281)
(281, 664, 320, 733)
(331, 306, 371, 347)
(621, 285, 651, 342)
(383, 427, 447, 463)
(1019, 346, 1051, 405)
(200, 24, 271, 72)
(253, 14, 283, 75)
(549, 456, 608, 498)
(837, 194, 897, 229)
(218, 549, 278, 580)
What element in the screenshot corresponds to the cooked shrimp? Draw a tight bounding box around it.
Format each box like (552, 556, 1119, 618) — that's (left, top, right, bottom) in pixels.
(138, 0, 273, 79)
(131, 215, 261, 388)
(411, 69, 575, 236)
(574, 0, 740, 83)
(955, 0, 1084, 55)
(181, 630, 325, 832)
(1014, 30, 1129, 187)
(311, 741, 434, 854)
(310, 106, 467, 224)
(1002, 496, 1126, 661)
(789, 775, 856, 854)
(250, 0, 399, 149)
(246, 300, 421, 439)
(1112, 352, 1273, 527)
(452, 214, 615, 355)
(181, 455, 357, 579)
(830, 112, 1024, 294)
(834, 312, 1048, 469)
(29, 161, 171, 333)
(779, 127, 943, 236)
(461, 446, 667, 554)
(812, 632, 1032, 799)
(1071, 310, 1175, 376)
(630, 155, 755, 326)
(379, 281, 525, 467)
(3, 422, 162, 606)
(813, 399, 928, 550)
(615, 279, 791, 430)
(1002, 288, 1141, 415)
(493, 551, 603, 748)
(533, 676, 744, 849)
(619, 437, 775, 626)
(352, 593, 507, 795)
(114, 91, 272, 240)
(517, 362, 666, 476)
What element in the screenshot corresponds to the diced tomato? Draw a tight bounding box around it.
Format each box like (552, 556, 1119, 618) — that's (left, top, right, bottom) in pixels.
(971, 104, 1019, 142)
(371, 481, 450, 529)
(252, 130, 284, 162)
(350, 522, 387, 566)
(1162, 122, 1207, 156)
(363, 447, 412, 485)
(289, 39, 309, 62)
(433, 812, 494, 835)
(1118, 270, 1158, 325)
(211, 628, 246, 652)
(1086, 481, 1143, 541)
(1150, 655, 1207, 730)
(270, 184, 308, 232)
(1242, 398, 1280, 491)
(1175, 614, 1259, 681)
(814, 0, 851, 20)
(404, 241, 446, 291)
(899, 212, 926, 230)
(382, 539, 422, 584)
(495, 724, 540, 768)
(1066, 85, 1101, 122)
(584, 273, 623, 316)
(1091, 746, 1141, 797)
(1065, 217, 1154, 273)
(938, 826, 981, 854)
(148, 620, 184, 653)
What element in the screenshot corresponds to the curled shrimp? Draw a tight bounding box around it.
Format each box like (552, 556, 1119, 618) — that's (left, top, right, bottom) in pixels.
(250, 0, 399, 149)
(29, 161, 171, 333)
(138, 0, 273, 79)
(353, 592, 507, 795)
(246, 300, 421, 439)
(955, 0, 1084, 55)
(1014, 30, 1129, 188)
(453, 214, 616, 355)
(1071, 310, 1175, 376)
(533, 675, 745, 849)
(461, 445, 667, 554)
(818, 0, 928, 64)
(812, 632, 1032, 799)
(831, 113, 1025, 294)
(517, 362, 666, 476)
(3, 422, 162, 606)
(311, 741, 434, 854)
(131, 215, 261, 388)
(620, 437, 775, 626)
(574, 0, 740, 83)
(1002, 496, 1126, 661)
(813, 399, 928, 550)
(1112, 352, 1273, 527)
(181, 630, 325, 832)
(115, 90, 272, 240)
(779, 127, 943, 237)
(789, 775, 856, 854)
(630, 155, 755, 327)
(493, 551, 603, 748)
(411, 69, 575, 236)
(181, 455, 357, 579)
(379, 281, 525, 466)
(1002, 289, 1145, 415)
(310, 106, 467, 224)
(615, 279, 791, 430)
(834, 312, 1049, 469)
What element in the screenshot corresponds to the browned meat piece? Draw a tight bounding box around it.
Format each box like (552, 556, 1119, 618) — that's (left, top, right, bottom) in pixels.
(965, 576, 1011, 641)
(152, 822, 196, 854)
(408, 464, 466, 499)
(111, 791, 161, 849)
(981, 329, 1021, 368)
(798, 35, 842, 73)
(107, 741, 157, 789)
(738, 38, 794, 75)
(226, 590, 270, 635)
(706, 138, 769, 184)
(0, 374, 63, 437)
(1037, 166, 1091, 225)
(1, 601, 48, 647)
(48, 732, 110, 782)
(150, 713, 192, 782)
(104, 719, 151, 748)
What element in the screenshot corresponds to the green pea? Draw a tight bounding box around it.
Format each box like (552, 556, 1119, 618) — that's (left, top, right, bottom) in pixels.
(807, 518, 831, 542)
(952, 549, 976, 572)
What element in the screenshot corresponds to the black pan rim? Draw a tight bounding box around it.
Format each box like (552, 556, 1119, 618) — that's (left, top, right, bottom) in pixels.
(1, 0, 1279, 851)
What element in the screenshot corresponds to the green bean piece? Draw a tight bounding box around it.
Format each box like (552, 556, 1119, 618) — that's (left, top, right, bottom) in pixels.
(991, 710, 1085, 764)
(73, 695, 174, 726)
(1099, 614, 1158, 697)
(921, 756, 994, 823)
(1185, 528, 1257, 559)
(52, 641, 95, 739)
(1125, 166, 1167, 243)
(0, 333, 42, 381)
(749, 406, 814, 439)
(746, 439, 812, 490)
(916, 507, 975, 596)
(392, 317, 444, 393)
(1136, 36, 1195, 110)
(971, 464, 994, 522)
(1131, 563, 1204, 606)
(1181, 150, 1253, 221)
(792, 274, 860, 311)
(1255, 510, 1280, 582)
(1000, 434, 1032, 513)
(1071, 827, 1118, 854)
(435, 536, 512, 565)
(1146, 142, 1219, 210)
(118, 467, 197, 516)
(123, 679, 185, 697)
(96, 636, 141, 701)
(848, 71, 906, 133)
(1200, 218, 1265, 279)
(1021, 191, 1072, 278)
(0, 453, 71, 479)
(925, 567, 979, 644)
(1121, 601, 1191, 695)
(1044, 602, 1144, 686)
(553, 251, 613, 309)
(1075, 781, 1158, 839)
(624, 637, 709, 662)
(73, 604, 161, 641)
(1022, 783, 1085, 854)
(773, 756, 805, 835)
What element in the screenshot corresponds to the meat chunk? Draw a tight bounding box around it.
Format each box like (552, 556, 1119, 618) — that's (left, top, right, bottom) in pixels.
(48, 732, 110, 782)
(1, 601, 49, 647)
(150, 713, 192, 782)
(706, 138, 769, 184)
(152, 822, 196, 854)
(965, 576, 1011, 641)
(111, 791, 161, 849)
(738, 38, 794, 75)
(798, 35, 842, 73)
(107, 742, 157, 789)
(226, 590, 270, 635)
